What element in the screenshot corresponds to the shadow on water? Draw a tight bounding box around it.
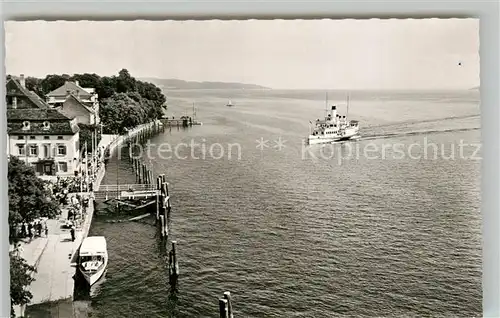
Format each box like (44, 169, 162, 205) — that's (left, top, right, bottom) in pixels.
(73, 270, 91, 301)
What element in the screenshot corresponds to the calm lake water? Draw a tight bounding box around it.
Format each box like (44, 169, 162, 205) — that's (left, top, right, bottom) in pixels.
(87, 89, 480, 317)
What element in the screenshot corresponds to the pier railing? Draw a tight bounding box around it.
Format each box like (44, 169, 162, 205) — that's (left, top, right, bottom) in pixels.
(98, 184, 157, 192)
(94, 184, 159, 200)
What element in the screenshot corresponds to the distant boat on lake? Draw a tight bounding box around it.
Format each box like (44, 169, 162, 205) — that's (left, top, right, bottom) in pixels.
(226, 99, 234, 107)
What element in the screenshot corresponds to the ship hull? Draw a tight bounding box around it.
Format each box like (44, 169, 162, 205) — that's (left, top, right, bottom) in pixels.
(308, 131, 360, 145)
(79, 258, 107, 286)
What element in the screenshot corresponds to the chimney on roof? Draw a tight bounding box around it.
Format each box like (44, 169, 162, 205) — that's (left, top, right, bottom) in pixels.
(75, 80, 79, 87)
(76, 90, 80, 98)
(20, 74, 25, 88)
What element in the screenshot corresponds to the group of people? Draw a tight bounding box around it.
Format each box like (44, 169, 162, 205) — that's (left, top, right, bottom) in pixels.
(18, 219, 49, 241)
(14, 147, 106, 245)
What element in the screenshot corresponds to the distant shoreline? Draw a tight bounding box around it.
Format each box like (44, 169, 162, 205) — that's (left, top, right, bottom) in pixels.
(139, 78, 270, 90)
(139, 78, 479, 91)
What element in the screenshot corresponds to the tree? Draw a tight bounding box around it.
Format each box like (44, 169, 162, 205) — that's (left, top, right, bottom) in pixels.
(24, 77, 44, 97)
(8, 157, 61, 242)
(116, 69, 136, 93)
(10, 248, 36, 318)
(77, 124, 101, 152)
(39, 75, 68, 96)
(99, 93, 146, 134)
(11, 69, 168, 136)
(72, 73, 101, 89)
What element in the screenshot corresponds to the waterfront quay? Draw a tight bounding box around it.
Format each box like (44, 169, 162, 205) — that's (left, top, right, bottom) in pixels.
(12, 121, 161, 317)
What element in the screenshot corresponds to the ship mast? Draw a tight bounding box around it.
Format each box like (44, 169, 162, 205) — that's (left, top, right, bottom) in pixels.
(325, 92, 328, 118)
(346, 93, 350, 122)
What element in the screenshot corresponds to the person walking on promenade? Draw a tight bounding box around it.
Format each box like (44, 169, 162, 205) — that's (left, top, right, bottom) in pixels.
(70, 225, 76, 242)
(44, 221, 49, 237)
(22, 222, 27, 238)
(36, 221, 42, 237)
(27, 222, 33, 241)
(15, 243, 23, 257)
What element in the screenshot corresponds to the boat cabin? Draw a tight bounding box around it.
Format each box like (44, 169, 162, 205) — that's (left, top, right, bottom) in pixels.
(79, 236, 107, 267)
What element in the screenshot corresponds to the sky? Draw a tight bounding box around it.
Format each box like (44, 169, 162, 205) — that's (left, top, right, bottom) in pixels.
(4, 19, 479, 90)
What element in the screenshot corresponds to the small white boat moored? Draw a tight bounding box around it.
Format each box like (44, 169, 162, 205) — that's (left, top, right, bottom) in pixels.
(78, 236, 108, 286)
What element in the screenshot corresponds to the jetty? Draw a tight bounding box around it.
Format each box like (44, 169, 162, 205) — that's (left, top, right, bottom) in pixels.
(16, 120, 164, 317)
(160, 116, 194, 128)
(20, 115, 231, 317)
(160, 103, 203, 127)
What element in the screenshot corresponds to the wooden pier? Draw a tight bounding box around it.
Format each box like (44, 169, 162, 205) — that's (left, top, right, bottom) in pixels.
(93, 184, 160, 200)
(98, 117, 234, 316)
(160, 116, 193, 128)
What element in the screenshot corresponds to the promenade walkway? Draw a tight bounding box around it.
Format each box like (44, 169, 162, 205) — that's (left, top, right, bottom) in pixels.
(12, 121, 158, 317)
(14, 196, 95, 317)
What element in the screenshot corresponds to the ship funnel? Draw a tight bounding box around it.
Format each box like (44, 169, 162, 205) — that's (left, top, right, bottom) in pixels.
(331, 105, 337, 119)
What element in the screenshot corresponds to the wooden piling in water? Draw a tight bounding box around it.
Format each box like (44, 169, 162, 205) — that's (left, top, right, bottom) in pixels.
(157, 180, 168, 237)
(134, 159, 139, 183)
(159, 214, 167, 237)
(137, 161, 142, 183)
(219, 299, 228, 318)
(155, 192, 160, 221)
(142, 164, 147, 184)
(149, 170, 154, 186)
(223, 292, 234, 318)
(165, 182, 171, 211)
(156, 176, 162, 221)
(172, 241, 179, 275)
(168, 241, 179, 289)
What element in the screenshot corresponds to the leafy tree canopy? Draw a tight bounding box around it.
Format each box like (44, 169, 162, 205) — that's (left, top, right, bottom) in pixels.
(10, 249, 35, 317)
(78, 123, 101, 152)
(8, 157, 61, 240)
(8, 69, 167, 134)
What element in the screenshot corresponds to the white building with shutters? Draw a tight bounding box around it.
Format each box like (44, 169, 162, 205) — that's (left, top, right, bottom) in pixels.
(6, 76, 81, 178)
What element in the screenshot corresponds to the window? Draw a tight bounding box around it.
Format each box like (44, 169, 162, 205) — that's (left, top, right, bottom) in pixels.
(43, 136, 50, 140)
(17, 144, 25, 155)
(29, 145, 38, 156)
(42, 121, 50, 130)
(29, 136, 35, 140)
(43, 144, 50, 158)
(57, 136, 63, 140)
(57, 145, 67, 156)
(22, 121, 30, 130)
(17, 136, 24, 140)
(58, 162, 68, 172)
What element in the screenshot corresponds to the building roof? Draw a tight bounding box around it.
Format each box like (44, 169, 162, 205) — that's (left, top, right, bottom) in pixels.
(7, 108, 72, 120)
(6, 78, 50, 109)
(80, 236, 107, 255)
(47, 81, 92, 98)
(7, 109, 80, 135)
(64, 93, 94, 113)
